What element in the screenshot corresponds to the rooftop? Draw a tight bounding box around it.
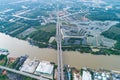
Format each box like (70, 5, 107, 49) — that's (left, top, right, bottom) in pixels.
(82, 71, 92, 80)
(20, 58, 39, 73)
(35, 61, 54, 75)
(0, 48, 9, 55)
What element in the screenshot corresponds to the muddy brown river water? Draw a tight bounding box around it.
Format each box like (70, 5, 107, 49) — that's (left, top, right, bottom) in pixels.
(0, 33, 120, 71)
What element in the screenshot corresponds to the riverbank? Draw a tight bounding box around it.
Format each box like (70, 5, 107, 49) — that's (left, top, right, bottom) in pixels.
(0, 53, 120, 80)
(0, 33, 120, 71)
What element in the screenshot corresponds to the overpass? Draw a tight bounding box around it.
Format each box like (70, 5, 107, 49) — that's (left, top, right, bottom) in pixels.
(0, 66, 45, 80)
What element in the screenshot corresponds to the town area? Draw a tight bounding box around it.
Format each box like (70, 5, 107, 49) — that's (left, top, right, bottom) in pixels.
(0, 48, 120, 80)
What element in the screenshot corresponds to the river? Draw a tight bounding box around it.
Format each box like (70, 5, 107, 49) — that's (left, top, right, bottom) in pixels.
(0, 33, 120, 71)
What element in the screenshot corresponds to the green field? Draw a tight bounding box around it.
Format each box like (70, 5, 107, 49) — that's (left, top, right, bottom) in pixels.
(102, 23, 120, 50)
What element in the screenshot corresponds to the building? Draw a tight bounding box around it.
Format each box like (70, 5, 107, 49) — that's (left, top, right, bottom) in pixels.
(93, 71, 111, 80)
(9, 57, 16, 63)
(20, 58, 39, 73)
(0, 48, 9, 55)
(34, 61, 54, 79)
(61, 26, 87, 45)
(82, 71, 92, 80)
(35, 61, 54, 75)
(73, 73, 82, 80)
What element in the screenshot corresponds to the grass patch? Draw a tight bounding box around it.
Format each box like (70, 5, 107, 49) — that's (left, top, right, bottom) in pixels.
(102, 23, 120, 50)
(0, 55, 7, 66)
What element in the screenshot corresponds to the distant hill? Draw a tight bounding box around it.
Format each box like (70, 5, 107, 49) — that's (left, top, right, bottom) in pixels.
(104, 0, 120, 5)
(104, 0, 120, 2)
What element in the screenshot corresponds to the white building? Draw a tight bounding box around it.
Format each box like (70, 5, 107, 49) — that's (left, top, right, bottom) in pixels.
(73, 73, 82, 80)
(82, 71, 92, 80)
(20, 58, 39, 73)
(35, 61, 54, 75)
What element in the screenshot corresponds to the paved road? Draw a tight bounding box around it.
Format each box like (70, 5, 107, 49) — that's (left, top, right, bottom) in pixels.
(56, 3, 64, 80)
(60, 10, 87, 18)
(56, 3, 87, 80)
(0, 66, 43, 80)
(62, 35, 85, 39)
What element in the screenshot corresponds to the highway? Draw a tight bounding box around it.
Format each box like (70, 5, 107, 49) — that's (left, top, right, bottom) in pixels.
(55, 2, 88, 80)
(60, 10, 88, 18)
(0, 66, 43, 80)
(13, 15, 37, 21)
(62, 36, 85, 39)
(56, 3, 64, 80)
